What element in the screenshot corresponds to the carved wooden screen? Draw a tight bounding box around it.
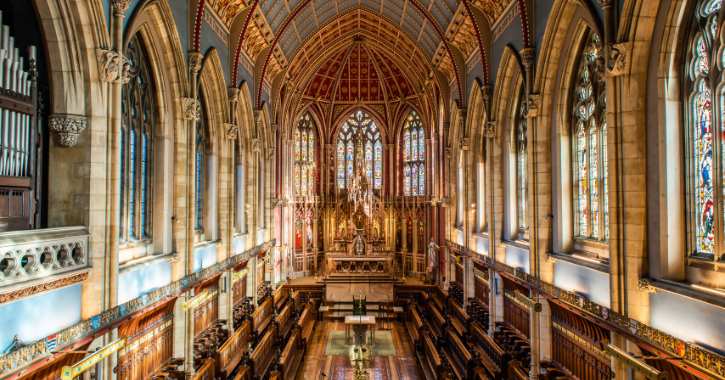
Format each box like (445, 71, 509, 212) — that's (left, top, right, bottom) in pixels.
(116, 300, 175, 380)
(193, 284, 219, 337)
(502, 277, 530, 338)
(550, 302, 612, 380)
(0, 17, 39, 232)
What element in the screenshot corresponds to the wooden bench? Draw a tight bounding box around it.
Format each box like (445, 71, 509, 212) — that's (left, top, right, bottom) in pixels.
(215, 320, 252, 379)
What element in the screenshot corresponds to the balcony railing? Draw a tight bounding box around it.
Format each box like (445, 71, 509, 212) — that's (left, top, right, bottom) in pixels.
(0, 226, 89, 288)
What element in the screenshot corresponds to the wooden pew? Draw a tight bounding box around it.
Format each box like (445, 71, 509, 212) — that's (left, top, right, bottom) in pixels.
(273, 286, 290, 311)
(506, 360, 530, 380)
(275, 301, 295, 340)
(297, 303, 317, 343)
(215, 320, 252, 379)
(253, 298, 274, 336)
(447, 299, 468, 337)
(406, 304, 424, 345)
(190, 358, 215, 380)
(443, 329, 474, 380)
(470, 322, 504, 379)
(419, 332, 443, 380)
(241, 326, 277, 379)
(277, 329, 304, 380)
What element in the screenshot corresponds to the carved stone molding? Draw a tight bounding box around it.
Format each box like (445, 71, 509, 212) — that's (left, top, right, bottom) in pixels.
(97, 49, 134, 84)
(0, 227, 90, 289)
(607, 42, 632, 77)
(225, 123, 239, 140)
(182, 97, 201, 121)
(0, 272, 88, 304)
(49, 114, 88, 147)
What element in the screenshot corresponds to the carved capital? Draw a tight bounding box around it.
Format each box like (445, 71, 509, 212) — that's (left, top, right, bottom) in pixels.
(637, 278, 657, 293)
(188, 51, 203, 74)
(111, 0, 131, 16)
(607, 42, 632, 77)
(461, 137, 471, 150)
(49, 114, 88, 147)
(98, 49, 134, 84)
(225, 123, 239, 140)
(484, 121, 497, 139)
(520, 47, 535, 68)
(182, 97, 201, 121)
(251, 138, 262, 152)
(228, 87, 240, 104)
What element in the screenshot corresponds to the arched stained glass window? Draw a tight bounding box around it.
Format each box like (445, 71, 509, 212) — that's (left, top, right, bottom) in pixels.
(516, 89, 529, 240)
(195, 91, 208, 232)
(294, 113, 317, 197)
(120, 34, 155, 242)
(403, 111, 426, 196)
(686, 0, 723, 259)
(572, 30, 608, 242)
(336, 110, 383, 190)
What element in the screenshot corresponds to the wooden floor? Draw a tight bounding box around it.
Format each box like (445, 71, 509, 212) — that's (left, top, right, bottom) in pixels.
(296, 321, 423, 380)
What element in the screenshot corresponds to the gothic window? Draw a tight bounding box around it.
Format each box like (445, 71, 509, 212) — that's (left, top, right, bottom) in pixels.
(402, 111, 426, 196)
(235, 145, 246, 234)
(294, 112, 317, 197)
(120, 34, 155, 242)
(195, 91, 209, 232)
(686, 0, 723, 260)
(456, 150, 465, 227)
(336, 110, 383, 190)
(516, 88, 529, 240)
(571, 30, 608, 242)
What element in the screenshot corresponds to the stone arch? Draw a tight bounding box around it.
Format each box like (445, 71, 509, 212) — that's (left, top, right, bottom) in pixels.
(492, 46, 525, 242)
(645, 0, 694, 283)
(534, 0, 604, 255)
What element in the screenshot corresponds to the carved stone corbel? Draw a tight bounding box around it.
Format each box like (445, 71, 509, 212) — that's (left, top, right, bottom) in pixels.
(607, 42, 632, 77)
(182, 97, 201, 122)
(188, 51, 203, 75)
(637, 278, 657, 293)
(484, 121, 497, 139)
(225, 123, 239, 140)
(461, 137, 471, 150)
(98, 49, 134, 84)
(526, 94, 541, 118)
(49, 114, 88, 147)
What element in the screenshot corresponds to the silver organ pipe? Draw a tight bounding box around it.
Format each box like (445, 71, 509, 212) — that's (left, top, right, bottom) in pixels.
(0, 10, 39, 230)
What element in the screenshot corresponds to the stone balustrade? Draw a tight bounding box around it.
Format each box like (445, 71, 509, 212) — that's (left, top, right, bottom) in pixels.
(0, 226, 90, 288)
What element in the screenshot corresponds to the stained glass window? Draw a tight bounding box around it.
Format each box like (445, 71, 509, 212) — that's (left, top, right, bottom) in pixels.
(402, 111, 426, 196)
(336, 110, 383, 189)
(572, 30, 608, 241)
(686, 0, 722, 259)
(294, 112, 317, 197)
(120, 34, 155, 242)
(516, 89, 529, 240)
(195, 91, 208, 232)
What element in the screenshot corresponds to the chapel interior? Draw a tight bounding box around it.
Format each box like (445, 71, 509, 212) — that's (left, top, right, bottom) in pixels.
(0, 0, 723, 379)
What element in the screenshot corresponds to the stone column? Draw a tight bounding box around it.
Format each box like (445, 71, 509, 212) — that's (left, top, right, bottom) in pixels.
(182, 48, 203, 377)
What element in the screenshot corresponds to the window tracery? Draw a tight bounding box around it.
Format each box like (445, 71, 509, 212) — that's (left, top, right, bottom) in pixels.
(402, 111, 426, 196)
(294, 113, 317, 197)
(195, 91, 209, 232)
(686, 0, 723, 260)
(516, 89, 529, 240)
(572, 30, 608, 242)
(120, 34, 155, 242)
(336, 110, 383, 190)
